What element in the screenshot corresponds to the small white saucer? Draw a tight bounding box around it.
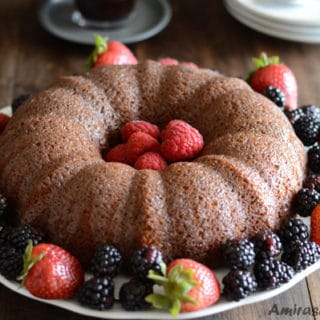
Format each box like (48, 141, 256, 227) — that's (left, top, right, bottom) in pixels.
(39, 0, 172, 45)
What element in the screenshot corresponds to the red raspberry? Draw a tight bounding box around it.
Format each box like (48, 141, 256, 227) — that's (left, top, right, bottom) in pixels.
(134, 152, 167, 170)
(180, 62, 198, 68)
(121, 120, 160, 142)
(126, 132, 161, 165)
(158, 58, 179, 66)
(0, 113, 10, 134)
(161, 120, 204, 162)
(105, 144, 128, 164)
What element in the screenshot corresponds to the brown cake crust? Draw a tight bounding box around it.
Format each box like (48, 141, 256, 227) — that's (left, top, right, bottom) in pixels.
(0, 61, 306, 267)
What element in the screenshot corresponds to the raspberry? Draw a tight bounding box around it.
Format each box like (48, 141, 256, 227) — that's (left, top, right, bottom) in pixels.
(126, 132, 161, 165)
(157, 58, 179, 66)
(105, 144, 128, 164)
(134, 152, 167, 171)
(121, 121, 160, 142)
(160, 120, 204, 162)
(0, 113, 10, 134)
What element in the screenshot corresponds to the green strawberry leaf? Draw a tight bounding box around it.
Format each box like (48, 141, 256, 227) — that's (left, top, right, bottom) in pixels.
(145, 293, 172, 310)
(85, 35, 108, 70)
(170, 298, 181, 317)
(147, 270, 169, 286)
(17, 240, 45, 284)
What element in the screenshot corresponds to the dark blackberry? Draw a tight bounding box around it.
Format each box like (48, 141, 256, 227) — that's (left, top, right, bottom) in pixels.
(262, 86, 286, 109)
(0, 224, 12, 247)
(222, 239, 255, 270)
(293, 116, 320, 146)
(282, 240, 320, 271)
(294, 188, 320, 217)
(278, 218, 309, 247)
(119, 278, 153, 311)
(131, 246, 163, 283)
(8, 224, 45, 253)
(77, 277, 114, 310)
(301, 104, 320, 122)
(0, 246, 23, 280)
(304, 174, 320, 193)
(284, 108, 304, 125)
(11, 94, 29, 113)
(90, 245, 122, 278)
(0, 194, 8, 221)
(254, 258, 294, 289)
(252, 230, 282, 261)
(222, 269, 257, 301)
(308, 144, 320, 174)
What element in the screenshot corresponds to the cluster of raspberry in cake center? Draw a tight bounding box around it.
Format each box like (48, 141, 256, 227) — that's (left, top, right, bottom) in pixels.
(104, 119, 204, 170)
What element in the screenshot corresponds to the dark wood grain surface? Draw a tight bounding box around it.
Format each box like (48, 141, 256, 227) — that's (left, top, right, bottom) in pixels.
(1, 0, 320, 319)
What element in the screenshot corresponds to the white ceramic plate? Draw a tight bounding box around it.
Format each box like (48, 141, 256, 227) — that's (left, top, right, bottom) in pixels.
(225, 0, 320, 43)
(39, 0, 172, 45)
(1, 261, 320, 319)
(2, 106, 320, 319)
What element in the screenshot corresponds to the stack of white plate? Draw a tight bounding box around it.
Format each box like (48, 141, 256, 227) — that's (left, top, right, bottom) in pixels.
(224, 0, 320, 43)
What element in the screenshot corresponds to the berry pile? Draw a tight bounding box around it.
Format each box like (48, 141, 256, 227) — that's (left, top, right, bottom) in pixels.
(221, 218, 320, 301)
(105, 119, 204, 170)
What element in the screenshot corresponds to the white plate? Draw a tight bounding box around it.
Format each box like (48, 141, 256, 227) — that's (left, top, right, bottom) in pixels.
(39, 0, 172, 45)
(225, 0, 320, 43)
(2, 106, 320, 319)
(231, 0, 320, 26)
(1, 261, 320, 319)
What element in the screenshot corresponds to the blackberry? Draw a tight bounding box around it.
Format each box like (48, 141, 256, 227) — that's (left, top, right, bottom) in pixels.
(131, 246, 163, 283)
(301, 104, 320, 122)
(222, 269, 257, 301)
(293, 117, 320, 146)
(282, 240, 320, 271)
(11, 94, 29, 113)
(0, 224, 12, 247)
(303, 174, 320, 193)
(308, 144, 320, 174)
(8, 224, 45, 253)
(222, 239, 255, 270)
(77, 277, 114, 310)
(262, 86, 286, 109)
(294, 188, 320, 217)
(0, 246, 23, 280)
(90, 245, 122, 278)
(254, 258, 294, 289)
(252, 230, 282, 261)
(0, 194, 8, 220)
(284, 108, 304, 125)
(278, 218, 309, 247)
(119, 279, 153, 311)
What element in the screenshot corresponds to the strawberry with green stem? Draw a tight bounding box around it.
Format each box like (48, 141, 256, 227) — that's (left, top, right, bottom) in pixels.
(248, 52, 298, 110)
(146, 258, 220, 316)
(18, 241, 84, 299)
(86, 35, 137, 69)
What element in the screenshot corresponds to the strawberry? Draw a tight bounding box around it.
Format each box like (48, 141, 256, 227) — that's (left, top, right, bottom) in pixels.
(0, 113, 10, 134)
(146, 258, 220, 315)
(248, 52, 298, 110)
(311, 204, 320, 245)
(86, 35, 137, 69)
(18, 242, 84, 299)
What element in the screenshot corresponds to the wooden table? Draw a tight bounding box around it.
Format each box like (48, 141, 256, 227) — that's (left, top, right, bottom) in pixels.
(1, 0, 320, 319)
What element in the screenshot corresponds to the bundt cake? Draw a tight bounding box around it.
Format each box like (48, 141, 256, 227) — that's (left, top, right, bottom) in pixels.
(0, 61, 306, 267)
